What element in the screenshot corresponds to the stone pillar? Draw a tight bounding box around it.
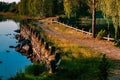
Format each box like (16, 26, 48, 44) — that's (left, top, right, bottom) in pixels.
(41, 38, 44, 45)
(45, 42, 49, 50)
(38, 35, 41, 41)
(50, 46, 55, 55)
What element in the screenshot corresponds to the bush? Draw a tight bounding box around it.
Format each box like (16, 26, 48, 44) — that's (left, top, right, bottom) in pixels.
(96, 29, 106, 40)
(25, 63, 46, 76)
(98, 54, 110, 80)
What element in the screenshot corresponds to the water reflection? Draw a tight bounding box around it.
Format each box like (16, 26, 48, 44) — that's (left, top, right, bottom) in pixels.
(0, 19, 31, 80)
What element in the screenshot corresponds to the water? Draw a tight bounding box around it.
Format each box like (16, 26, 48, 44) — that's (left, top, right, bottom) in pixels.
(0, 19, 31, 80)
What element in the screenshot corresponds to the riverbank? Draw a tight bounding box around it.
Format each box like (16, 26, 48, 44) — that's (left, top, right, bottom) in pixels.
(0, 12, 28, 21)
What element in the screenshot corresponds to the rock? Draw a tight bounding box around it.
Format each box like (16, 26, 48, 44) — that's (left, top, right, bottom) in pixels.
(15, 34, 25, 42)
(20, 49, 26, 53)
(9, 45, 15, 48)
(15, 47, 21, 52)
(22, 44, 30, 51)
(14, 29, 20, 33)
(6, 50, 10, 53)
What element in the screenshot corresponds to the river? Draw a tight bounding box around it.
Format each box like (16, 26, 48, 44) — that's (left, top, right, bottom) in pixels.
(0, 19, 31, 80)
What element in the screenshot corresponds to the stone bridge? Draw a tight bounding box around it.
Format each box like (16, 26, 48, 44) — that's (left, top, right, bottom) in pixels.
(16, 23, 61, 68)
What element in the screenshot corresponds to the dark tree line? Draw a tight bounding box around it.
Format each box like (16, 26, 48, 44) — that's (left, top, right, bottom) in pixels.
(18, 0, 64, 17)
(0, 0, 91, 18)
(0, 2, 18, 13)
(18, 0, 91, 18)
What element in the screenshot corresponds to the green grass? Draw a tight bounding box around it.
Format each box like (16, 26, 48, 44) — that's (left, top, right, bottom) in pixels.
(9, 57, 109, 80)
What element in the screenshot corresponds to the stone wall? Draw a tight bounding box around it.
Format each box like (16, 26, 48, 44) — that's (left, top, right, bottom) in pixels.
(17, 24, 59, 64)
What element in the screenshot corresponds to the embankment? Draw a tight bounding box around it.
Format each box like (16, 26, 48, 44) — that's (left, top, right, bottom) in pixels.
(15, 23, 61, 65)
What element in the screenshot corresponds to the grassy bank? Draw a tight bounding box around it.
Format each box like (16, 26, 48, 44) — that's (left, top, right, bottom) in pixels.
(9, 55, 110, 80)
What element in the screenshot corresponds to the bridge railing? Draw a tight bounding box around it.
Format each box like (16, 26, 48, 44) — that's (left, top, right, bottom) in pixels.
(52, 21, 115, 41)
(52, 21, 92, 35)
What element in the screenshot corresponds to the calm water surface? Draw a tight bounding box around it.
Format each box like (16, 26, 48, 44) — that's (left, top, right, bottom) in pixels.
(0, 19, 31, 80)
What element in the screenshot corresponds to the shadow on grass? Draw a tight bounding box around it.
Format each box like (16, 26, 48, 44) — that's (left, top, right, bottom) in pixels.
(9, 55, 111, 80)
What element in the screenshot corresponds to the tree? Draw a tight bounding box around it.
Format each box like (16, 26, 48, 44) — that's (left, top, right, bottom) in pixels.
(97, 0, 120, 39)
(92, 0, 96, 38)
(0, 1, 17, 12)
(88, 0, 96, 38)
(64, 0, 89, 19)
(53, 0, 64, 15)
(111, 0, 120, 39)
(35, 0, 43, 17)
(63, 0, 81, 18)
(19, 0, 28, 15)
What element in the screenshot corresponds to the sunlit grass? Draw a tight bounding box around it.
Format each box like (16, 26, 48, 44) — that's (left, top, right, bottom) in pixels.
(45, 30, 101, 59)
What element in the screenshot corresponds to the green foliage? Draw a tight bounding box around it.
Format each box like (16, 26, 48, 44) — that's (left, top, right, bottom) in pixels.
(97, 0, 120, 39)
(53, 57, 101, 80)
(8, 72, 31, 80)
(0, 2, 18, 12)
(25, 64, 46, 76)
(98, 54, 110, 80)
(19, 0, 28, 15)
(18, 0, 64, 17)
(10, 57, 102, 80)
(96, 29, 106, 40)
(63, 0, 90, 18)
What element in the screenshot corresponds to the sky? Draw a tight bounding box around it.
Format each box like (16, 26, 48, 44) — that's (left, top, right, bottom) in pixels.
(0, 0, 20, 3)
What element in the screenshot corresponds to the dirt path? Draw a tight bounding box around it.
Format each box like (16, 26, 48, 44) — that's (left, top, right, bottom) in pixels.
(39, 21, 120, 60)
(38, 19, 120, 79)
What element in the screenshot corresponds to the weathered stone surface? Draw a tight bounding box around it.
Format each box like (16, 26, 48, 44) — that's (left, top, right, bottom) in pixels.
(15, 25, 61, 73)
(15, 34, 25, 42)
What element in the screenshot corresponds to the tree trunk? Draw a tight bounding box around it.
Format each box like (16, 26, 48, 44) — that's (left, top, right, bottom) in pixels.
(92, 0, 96, 38)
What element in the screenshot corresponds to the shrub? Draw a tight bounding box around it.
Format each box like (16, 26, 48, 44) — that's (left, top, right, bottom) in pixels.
(96, 29, 106, 40)
(98, 54, 110, 80)
(25, 63, 46, 76)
